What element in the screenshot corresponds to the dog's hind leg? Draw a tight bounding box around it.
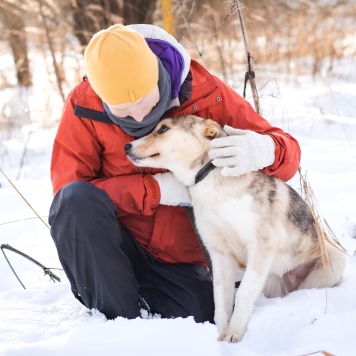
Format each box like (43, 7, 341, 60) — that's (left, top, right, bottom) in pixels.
(220, 247, 276, 343)
(210, 251, 237, 339)
(263, 273, 288, 298)
(297, 244, 346, 291)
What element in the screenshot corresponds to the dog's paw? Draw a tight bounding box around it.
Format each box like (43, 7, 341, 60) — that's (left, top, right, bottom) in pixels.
(218, 328, 245, 343)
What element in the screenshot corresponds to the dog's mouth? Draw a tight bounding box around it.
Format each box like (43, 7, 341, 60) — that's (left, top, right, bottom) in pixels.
(124, 142, 161, 163)
(149, 153, 160, 158)
(127, 152, 160, 162)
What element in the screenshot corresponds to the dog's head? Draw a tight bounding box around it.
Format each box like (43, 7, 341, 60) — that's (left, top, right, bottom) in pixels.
(124, 115, 226, 185)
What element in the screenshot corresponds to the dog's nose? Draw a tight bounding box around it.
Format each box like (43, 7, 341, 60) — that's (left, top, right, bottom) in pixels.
(124, 143, 132, 152)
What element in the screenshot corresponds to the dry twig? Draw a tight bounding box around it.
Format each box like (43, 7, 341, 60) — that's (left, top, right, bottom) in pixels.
(298, 168, 347, 268)
(172, 0, 206, 65)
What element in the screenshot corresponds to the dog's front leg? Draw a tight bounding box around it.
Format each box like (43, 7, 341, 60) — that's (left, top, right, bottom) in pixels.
(220, 248, 275, 343)
(210, 251, 237, 339)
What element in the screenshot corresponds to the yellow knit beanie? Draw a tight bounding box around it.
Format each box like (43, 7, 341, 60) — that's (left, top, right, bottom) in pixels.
(84, 24, 159, 105)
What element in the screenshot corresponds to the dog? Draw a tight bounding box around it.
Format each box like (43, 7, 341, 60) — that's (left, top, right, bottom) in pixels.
(124, 114, 346, 343)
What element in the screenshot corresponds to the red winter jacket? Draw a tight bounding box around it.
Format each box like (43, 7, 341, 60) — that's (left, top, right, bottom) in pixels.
(50, 59, 301, 266)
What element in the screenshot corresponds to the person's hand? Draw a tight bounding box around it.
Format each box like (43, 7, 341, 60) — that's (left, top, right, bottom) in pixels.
(153, 172, 191, 206)
(208, 125, 275, 177)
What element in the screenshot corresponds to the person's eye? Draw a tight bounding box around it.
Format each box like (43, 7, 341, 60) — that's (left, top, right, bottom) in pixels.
(157, 125, 169, 134)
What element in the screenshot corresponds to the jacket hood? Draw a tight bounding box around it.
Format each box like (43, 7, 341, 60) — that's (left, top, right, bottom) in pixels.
(127, 24, 191, 102)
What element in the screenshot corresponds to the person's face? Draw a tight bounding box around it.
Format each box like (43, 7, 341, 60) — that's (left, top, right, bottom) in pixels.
(108, 85, 160, 122)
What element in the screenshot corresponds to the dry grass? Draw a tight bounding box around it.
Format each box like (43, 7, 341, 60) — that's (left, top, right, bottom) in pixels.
(301, 350, 335, 356)
(172, 0, 356, 78)
(298, 167, 348, 268)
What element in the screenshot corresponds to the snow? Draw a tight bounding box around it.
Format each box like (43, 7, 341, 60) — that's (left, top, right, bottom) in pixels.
(1, 54, 356, 356)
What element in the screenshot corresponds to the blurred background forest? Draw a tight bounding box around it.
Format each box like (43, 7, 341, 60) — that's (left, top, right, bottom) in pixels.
(0, 0, 356, 135)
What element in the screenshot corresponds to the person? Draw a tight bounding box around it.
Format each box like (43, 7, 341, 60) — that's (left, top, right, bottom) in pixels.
(49, 24, 301, 322)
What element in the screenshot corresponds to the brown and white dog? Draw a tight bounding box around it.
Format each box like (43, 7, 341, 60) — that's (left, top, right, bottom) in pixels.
(124, 114, 345, 343)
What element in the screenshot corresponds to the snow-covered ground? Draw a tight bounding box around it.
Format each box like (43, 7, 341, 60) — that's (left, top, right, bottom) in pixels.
(0, 53, 356, 356)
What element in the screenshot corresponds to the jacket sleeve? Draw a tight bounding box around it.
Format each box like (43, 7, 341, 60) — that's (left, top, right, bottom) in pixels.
(204, 76, 301, 181)
(50, 86, 160, 217)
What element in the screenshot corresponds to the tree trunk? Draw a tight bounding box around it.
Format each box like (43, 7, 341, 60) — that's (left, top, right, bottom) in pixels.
(123, 0, 157, 25)
(1, 6, 32, 87)
(71, 0, 121, 47)
(71, 0, 157, 47)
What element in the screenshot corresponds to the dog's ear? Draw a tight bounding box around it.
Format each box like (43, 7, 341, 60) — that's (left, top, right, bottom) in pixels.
(203, 120, 226, 139)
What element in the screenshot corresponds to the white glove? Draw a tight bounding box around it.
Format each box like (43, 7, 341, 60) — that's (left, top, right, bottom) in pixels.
(153, 172, 192, 207)
(209, 125, 275, 177)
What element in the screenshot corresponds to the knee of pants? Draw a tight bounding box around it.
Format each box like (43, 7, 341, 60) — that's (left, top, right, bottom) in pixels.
(49, 180, 116, 226)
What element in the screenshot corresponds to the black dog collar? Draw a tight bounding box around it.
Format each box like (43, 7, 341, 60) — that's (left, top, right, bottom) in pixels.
(195, 161, 216, 184)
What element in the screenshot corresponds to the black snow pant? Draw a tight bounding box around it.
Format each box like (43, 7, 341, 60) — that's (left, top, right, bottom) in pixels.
(48, 181, 214, 323)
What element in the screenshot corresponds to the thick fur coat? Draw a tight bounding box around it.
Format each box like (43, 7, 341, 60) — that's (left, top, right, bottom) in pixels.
(125, 115, 345, 342)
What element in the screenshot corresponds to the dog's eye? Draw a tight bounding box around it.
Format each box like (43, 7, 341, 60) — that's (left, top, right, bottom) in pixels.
(157, 125, 170, 134)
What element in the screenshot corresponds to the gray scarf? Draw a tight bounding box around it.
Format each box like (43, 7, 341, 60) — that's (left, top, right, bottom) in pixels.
(103, 58, 172, 138)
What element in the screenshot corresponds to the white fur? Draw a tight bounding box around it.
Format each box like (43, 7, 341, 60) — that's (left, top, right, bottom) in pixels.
(125, 115, 346, 343)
